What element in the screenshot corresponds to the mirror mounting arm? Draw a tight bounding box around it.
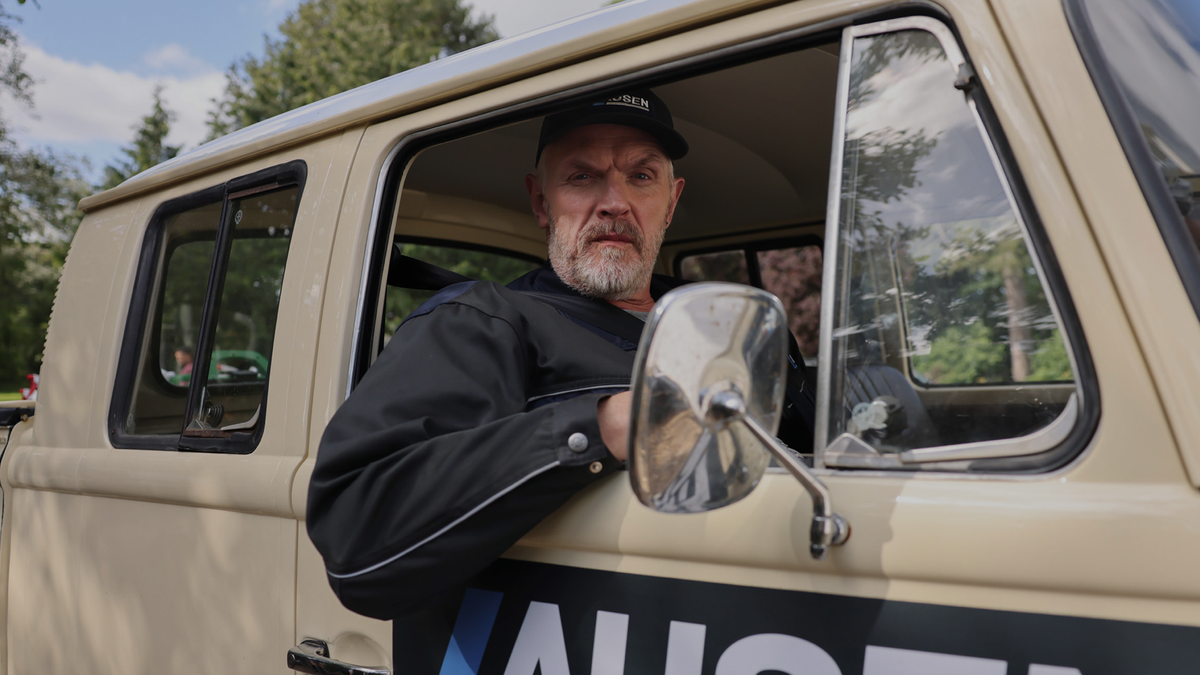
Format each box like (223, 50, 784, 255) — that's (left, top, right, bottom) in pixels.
(709, 390, 851, 560)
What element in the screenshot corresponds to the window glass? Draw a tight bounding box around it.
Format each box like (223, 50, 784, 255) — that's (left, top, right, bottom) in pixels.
(186, 187, 298, 433)
(383, 242, 541, 342)
(1079, 0, 1200, 248)
(125, 201, 221, 435)
(826, 27, 1079, 458)
(679, 250, 750, 285)
(757, 246, 822, 360)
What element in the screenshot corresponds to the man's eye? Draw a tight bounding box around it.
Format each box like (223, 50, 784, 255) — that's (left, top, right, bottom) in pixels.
(571, 173, 591, 181)
(633, 172, 651, 181)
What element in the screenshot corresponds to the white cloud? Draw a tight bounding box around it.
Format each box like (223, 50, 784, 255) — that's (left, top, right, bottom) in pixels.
(143, 43, 213, 76)
(3, 40, 225, 155)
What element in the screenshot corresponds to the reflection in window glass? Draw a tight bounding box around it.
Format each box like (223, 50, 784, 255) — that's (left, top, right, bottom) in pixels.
(127, 201, 222, 434)
(187, 187, 298, 432)
(383, 243, 541, 342)
(1079, 1, 1200, 270)
(828, 29, 1078, 454)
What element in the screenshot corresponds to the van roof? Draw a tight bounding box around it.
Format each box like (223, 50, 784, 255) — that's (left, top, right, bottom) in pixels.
(80, 0, 769, 212)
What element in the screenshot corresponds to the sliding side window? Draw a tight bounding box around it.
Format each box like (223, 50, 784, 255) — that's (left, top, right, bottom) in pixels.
(820, 18, 1090, 470)
(111, 162, 305, 453)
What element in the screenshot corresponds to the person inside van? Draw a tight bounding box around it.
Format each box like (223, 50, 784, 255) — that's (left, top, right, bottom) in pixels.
(307, 89, 695, 620)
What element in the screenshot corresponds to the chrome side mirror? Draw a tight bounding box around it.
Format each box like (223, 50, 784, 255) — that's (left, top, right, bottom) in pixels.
(628, 283, 850, 559)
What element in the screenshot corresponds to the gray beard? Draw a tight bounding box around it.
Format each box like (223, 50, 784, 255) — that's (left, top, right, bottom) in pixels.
(548, 217, 665, 301)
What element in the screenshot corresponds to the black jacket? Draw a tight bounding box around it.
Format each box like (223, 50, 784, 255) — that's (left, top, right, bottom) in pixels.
(307, 267, 680, 619)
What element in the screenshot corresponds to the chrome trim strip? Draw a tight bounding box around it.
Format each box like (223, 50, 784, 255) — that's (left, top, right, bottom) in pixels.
(328, 460, 561, 579)
(824, 395, 1078, 467)
(900, 394, 1078, 463)
(347, 141, 409, 400)
(814, 27, 854, 469)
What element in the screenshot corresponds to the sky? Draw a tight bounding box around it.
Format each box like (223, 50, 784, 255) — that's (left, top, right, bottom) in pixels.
(3, 0, 605, 182)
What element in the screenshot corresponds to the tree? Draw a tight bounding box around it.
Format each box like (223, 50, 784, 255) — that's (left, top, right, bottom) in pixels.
(0, 0, 91, 386)
(0, 2, 33, 121)
(207, 0, 498, 138)
(100, 85, 180, 190)
(0, 132, 90, 384)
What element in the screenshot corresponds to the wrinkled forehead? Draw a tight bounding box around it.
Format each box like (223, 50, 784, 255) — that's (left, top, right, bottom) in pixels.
(541, 124, 671, 172)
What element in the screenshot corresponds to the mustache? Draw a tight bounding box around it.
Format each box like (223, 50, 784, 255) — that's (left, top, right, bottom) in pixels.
(580, 220, 645, 251)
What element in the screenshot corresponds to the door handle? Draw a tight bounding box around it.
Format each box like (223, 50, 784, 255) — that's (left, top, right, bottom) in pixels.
(287, 638, 391, 675)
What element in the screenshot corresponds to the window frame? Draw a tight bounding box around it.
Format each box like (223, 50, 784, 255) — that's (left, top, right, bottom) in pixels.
(347, 11, 862, 395)
(108, 160, 308, 453)
(346, 3, 1097, 476)
(816, 16, 1099, 474)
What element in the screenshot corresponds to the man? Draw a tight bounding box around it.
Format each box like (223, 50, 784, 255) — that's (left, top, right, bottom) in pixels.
(307, 89, 688, 620)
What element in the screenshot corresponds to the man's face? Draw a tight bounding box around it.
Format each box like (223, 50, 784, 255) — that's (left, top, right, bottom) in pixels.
(526, 124, 685, 301)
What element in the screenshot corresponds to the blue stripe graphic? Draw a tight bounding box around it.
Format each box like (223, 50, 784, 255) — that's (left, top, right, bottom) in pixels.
(438, 588, 504, 675)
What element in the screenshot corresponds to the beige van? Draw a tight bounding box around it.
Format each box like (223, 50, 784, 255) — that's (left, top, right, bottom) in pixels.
(3, 0, 1199, 671)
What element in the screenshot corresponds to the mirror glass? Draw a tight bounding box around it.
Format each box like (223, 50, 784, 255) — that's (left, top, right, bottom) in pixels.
(629, 283, 788, 513)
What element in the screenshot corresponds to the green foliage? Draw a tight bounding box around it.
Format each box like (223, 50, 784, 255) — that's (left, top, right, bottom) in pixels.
(0, 136, 90, 381)
(101, 85, 180, 190)
(207, 0, 498, 138)
(912, 321, 1005, 384)
(383, 243, 539, 338)
(1028, 328, 1073, 382)
(0, 1, 90, 382)
(0, 3, 33, 122)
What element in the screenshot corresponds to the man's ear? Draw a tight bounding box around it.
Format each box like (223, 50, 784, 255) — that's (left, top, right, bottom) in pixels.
(526, 173, 551, 230)
(664, 176, 685, 227)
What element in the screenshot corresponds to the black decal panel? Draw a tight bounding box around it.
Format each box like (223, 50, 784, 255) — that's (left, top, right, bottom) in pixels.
(394, 559, 1200, 674)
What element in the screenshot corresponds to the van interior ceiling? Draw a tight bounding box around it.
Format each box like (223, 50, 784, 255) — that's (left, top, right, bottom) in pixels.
(397, 42, 841, 250)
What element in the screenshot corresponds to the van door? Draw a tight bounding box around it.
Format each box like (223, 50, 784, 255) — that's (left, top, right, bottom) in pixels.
(434, 6, 1200, 674)
(1, 130, 357, 673)
(305, 0, 1200, 673)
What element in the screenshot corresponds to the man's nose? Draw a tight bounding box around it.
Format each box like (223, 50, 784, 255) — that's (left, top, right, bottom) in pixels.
(597, 174, 632, 219)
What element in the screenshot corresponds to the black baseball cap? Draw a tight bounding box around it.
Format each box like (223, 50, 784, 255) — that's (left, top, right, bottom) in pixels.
(535, 89, 689, 166)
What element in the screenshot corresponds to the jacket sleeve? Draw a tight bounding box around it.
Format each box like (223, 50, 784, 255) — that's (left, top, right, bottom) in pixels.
(306, 300, 620, 620)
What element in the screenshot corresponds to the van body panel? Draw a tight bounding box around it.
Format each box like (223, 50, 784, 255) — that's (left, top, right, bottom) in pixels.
(992, 0, 1200, 488)
(3, 131, 358, 673)
(8, 0, 1200, 670)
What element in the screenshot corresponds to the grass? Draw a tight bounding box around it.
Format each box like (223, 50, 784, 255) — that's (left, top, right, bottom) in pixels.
(0, 376, 31, 402)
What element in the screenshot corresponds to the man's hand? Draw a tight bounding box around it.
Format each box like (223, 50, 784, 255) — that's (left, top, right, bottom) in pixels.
(597, 391, 632, 462)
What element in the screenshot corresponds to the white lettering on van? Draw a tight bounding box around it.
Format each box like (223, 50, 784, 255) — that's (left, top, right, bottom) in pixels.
(715, 633, 842, 675)
(1029, 666, 1083, 675)
(504, 601, 571, 675)
(863, 646, 1006, 675)
(664, 621, 707, 675)
(591, 610, 629, 675)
